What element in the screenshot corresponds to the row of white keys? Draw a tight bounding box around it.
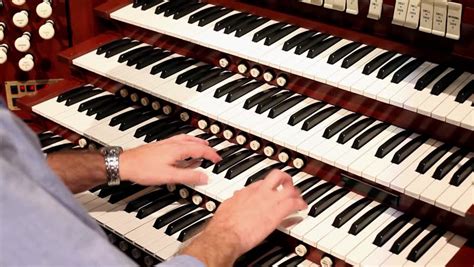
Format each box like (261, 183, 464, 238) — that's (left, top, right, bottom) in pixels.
(451, 185, 474, 216)
(431, 75, 473, 121)
(446, 94, 474, 128)
(435, 172, 473, 214)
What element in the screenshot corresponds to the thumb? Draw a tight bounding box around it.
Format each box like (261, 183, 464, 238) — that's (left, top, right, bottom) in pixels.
(169, 168, 209, 185)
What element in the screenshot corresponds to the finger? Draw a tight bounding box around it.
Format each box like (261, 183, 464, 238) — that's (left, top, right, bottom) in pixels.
(168, 168, 209, 185)
(177, 144, 222, 163)
(276, 198, 308, 219)
(262, 170, 292, 190)
(164, 134, 209, 145)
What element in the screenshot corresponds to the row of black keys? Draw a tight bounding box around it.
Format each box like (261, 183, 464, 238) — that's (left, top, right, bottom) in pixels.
(128, 1, 473, 102)
(57, 85, 472, 187)
(38, 132, 78, 153)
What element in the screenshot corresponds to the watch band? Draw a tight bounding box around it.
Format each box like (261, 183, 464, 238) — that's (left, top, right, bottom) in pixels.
(102, 146, 123, 186)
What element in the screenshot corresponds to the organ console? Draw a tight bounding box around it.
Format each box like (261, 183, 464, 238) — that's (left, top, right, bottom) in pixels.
(3, 0, 473, 266)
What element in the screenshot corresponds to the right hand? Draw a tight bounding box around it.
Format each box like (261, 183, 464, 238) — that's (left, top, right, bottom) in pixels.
(181, 170, 307, 266)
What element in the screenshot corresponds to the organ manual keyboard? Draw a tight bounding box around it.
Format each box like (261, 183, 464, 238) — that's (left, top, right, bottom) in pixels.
(17, 0, 473, 266)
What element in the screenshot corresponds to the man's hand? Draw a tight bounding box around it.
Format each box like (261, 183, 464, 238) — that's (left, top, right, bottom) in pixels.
(181, 170, 307, 266)
(120, 134, 221, 186)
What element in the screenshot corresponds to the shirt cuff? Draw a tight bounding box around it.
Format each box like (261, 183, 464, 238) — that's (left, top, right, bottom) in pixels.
(157, 255, 205, 267)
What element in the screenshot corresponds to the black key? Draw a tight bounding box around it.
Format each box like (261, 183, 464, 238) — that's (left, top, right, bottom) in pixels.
(307, 36, 342, 59)
(188, 6, 223, 24)
(450, 158, 473, 186)
(415, 65, 448, 90)
(455, 80, 473, 103)
(288, 102, 326, 126)
(433, 148, 469, 180)
(38, 132, 56, 143)
(65, 89, 102, 106)
(108, 184, 147, 204)
(342, 45, 376, 69)
(245, 162, 286, 186)
(198, 8, 232, 27)
(392, 135, 428, 164)
(252, 22, 287, 43)
(173, 2, 206, 20)
(295, 177, 321, 193)
(150, 57, 189, 75)
(153, 204, 197, 229)
(207, 137, 225, 147)
(57, 85, 94, 102)
(226, 81, 265, 103)
(362, 51, 397, 75)
(201, 144, 242, 168)
(243, 87, 281, 110)
(136, 50, 172, 69)
(119, 110, 160, 131)
(125, 189, 167, 212)
(269, 95, 306, 118)
(349, 204, 388, 235)
(302, 106, 340, 131)
(375, 130, 412, 158)
(407, 227, 446, 262)
(98, 182, 133, 198)
(109, 107, 145, 127)
(154, 1, 178, 14)
(323, 113, 361, 139)
(165, 209, 209, 235)
(95, 101, 129, 120)
(81, 95, 118, 115)
(390, 220, 430, 254)
(255, 91, 294, 114)
(144, 121, 184, 142)
(327, 42, 362, 65)
(177, 217, 211, 242)
(136, 194, 178, 219)
(283, 30, 316, 51)
(377, 54, 411, 79)
(195, 133, 213, 140)
(235, 17, 270, 38)
(161, 59, 199, 79)
(337, 117, 376, 144)
(153, 124, 194, 141)
(279, 255, 305, 267)
(214, 12, 249, 32)
(176, 64, 214, 85)
(104, 41, 140, 58)
(391, 59, 424, 84)
(224, 15, 258, 34)
(196, 71, 233, 92)
(234, 242, 274, 266)
(265, 25, 299, 46)
(213, 150, 253, 174)
(302, 182, 334, 204)
(42, 143, 76, 153)
(333, 198, 371, 228)
(225, 155, 266, 179)
(186, 68, 223, 88)
(309, 188, 349, 217)
(89, 183, 106, 193)
(143, 0, 164, 10)
(431, 69, 464, 95)
(253, 246, 288, 266)
(96, 38, 131, 55)
(416, 143, 452, 174)
(373, 213, 412, 247)
(134, 117, 175, 138)
(213, 77, 253, 98)
(40, 136, 63, 147)
(294, 33, 330, 55)
(133, 0, 146, 8)
(285, 168, 301, 177)
(118, 45, 153, 63)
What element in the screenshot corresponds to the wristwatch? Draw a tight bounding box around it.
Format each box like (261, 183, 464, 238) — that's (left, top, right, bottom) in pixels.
(101, 146, 123, 186)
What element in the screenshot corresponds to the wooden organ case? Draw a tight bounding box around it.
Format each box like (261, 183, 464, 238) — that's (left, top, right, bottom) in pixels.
(17, 0, 473, 266)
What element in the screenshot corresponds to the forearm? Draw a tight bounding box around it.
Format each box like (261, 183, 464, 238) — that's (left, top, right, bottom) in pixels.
(47, 150, 107, 193)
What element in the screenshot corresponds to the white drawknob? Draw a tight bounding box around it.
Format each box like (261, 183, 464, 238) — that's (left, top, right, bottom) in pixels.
(205, 201, 217, 212)
(179, 188, 189, 199)
(250, 67, 261, 78)
(237, 63, 248, 74)
(36, 0, 53, 19)
(140, 96, 150, 107)
(278, 151, 290, 163)
(320, 256, 334, 267)
(236, 134, 247, 145)
(162, 105, 172, 115)
(192, 195, 203, 205)
(0, 44, 8, 65)
(151, 101, 161, 111)
(12, 0, 26, 6)
(250, 140, 261, 151)
(263, 145, 275, 157)
(179, 112, 190, 122)
(293, 158, 305, 169)
(0, 23, 5, 42)
(78, 138, 88, 148)
(14, 32, 31, 52)
(39, 20, 55, 40)
(276, 75, 288, 87)
(263, 71, 275, 82)
(198, 119, 208, 130)
(218, 57, 229, 68)
(295, 244, 308, 257)
(13, 11, 29, 28)
(19, 54, 34, 72)
(210, 124, 221, 134)
(223, 129, 234, 140)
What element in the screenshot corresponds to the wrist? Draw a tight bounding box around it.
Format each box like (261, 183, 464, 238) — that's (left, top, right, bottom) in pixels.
(118, 149, 132, 182)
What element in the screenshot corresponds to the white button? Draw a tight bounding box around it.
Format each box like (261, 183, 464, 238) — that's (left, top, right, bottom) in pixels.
(432, 0, 448, 36)
(223, 129, 234, 140)
(263, 71, 274, 82)
(166, 184, 176, 192)
(250, 67, 261, 78)
(78, 138, 88, 148)
(237, 63, 248, 74)
(179, 188, 189, 199)
(419, 0, 435, 33)
(0, 45, 8, 65)
(151, 101, 161, 111)
(140, 97, 150, 107)
(13, 11, 29, 28)
(295, 244, 308, 257)
(18, 54, 34, 72)
(346, 0, 359, 15)
(278, 151, 290, 163)
(14, 32, 31, 52)
(405, 0, 422, 29)
(12, 0, 26, 5)
(162, 105, 173, 115)
(446, 2, 462, 40)
(198, 119, 208, 129)
(119, 88, 129, 98)
(130, 93, 139, 102)
(392, 0, 410, 26)
(39, 20, 55, 40)
(218, 57, 229, 68)
(36, 1, 53, 19)
(180, 112, 190, 122)
(320, 256, 334, 267)
(250, 140, 261, 151)
(263, 146, 275, 157)
(205, 201, 217, 212)
(236, 134, 247, 145)
(276, 75, 288, 87)
(192, 195, 203, 205)
(293, 158, 305, 169)
(0, 23, 5, 42)
(367, 0, 384, 20)
(210, 124, 221, 134)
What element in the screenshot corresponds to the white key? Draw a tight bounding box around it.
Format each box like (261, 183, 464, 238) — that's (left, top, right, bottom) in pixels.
(451, 185, 473, 216)
(403, 231, 455, 266)
(426, 235, 466, 266)
(446, 95, 474, 127)
(435, 172, 473, 213)
(461, 110, 474, 130)
(431, 75, 473, 122)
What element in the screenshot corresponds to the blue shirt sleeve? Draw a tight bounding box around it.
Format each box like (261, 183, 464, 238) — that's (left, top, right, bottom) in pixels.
(158, 255, 205, 267)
